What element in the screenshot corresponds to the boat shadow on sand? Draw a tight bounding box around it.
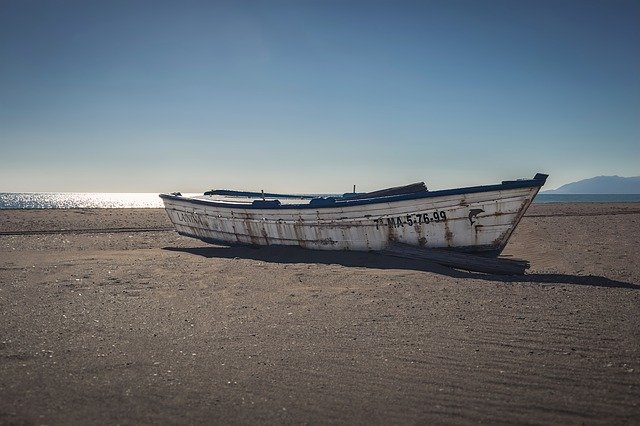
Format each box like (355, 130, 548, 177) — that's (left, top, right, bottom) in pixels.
(163, 245, 639, 290)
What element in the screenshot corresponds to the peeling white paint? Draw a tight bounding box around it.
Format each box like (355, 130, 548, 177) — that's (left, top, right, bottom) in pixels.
(162, 186, 540, 253)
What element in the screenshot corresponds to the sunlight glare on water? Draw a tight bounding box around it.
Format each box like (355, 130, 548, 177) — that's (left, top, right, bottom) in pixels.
(2, 192, 639, 209)
(0, 193, 166, 209)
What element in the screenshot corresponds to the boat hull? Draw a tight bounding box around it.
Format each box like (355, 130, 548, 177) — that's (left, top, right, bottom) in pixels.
(160, 177, 545, 253)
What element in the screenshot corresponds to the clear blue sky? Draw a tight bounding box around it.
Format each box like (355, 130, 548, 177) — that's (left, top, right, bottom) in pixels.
(1, 0, 638, 192)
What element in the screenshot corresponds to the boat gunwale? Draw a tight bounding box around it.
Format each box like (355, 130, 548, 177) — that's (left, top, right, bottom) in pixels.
(159, 174, 548, 210)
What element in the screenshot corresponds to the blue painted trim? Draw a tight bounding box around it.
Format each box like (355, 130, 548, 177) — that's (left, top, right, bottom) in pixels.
(160, 174, 548, 210)
(252, 199, 281, 208)
(205, 189, 317, 199)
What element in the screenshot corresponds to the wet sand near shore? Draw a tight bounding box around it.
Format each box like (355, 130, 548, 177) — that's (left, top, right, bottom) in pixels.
(1, 203, 639, 424)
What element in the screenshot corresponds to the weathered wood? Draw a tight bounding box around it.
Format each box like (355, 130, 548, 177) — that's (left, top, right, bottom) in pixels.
(383, 243, 530, 275)
(347, 182, 428, 200)
(161, 174, 548, 252)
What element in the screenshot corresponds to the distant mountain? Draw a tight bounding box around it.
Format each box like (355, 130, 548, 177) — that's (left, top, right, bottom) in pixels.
(544, 175, 640, 194)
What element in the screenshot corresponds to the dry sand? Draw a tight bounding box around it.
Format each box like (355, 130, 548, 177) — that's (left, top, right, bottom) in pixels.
(1, 203, 639, 424)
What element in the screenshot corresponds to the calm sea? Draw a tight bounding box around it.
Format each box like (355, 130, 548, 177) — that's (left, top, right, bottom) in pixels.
(0, 193, 165, 209)
(1, 192, 639, 209)
(534, 194, 640, 203)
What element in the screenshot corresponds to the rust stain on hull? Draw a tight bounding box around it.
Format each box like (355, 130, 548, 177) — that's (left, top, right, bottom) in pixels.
(163, 181, 545, 254)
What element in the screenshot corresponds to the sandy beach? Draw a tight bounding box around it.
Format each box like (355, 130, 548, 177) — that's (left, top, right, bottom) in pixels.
(1, 203, 639, 424)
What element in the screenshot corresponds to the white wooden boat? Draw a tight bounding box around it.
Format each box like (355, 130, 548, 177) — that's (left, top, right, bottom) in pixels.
(160, 173, 547, 255)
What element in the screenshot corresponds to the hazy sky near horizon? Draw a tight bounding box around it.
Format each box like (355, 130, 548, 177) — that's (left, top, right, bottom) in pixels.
(1, 0, 638, 192)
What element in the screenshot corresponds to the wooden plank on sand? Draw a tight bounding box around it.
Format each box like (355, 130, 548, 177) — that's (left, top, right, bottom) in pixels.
(383, 243, 530, 275)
